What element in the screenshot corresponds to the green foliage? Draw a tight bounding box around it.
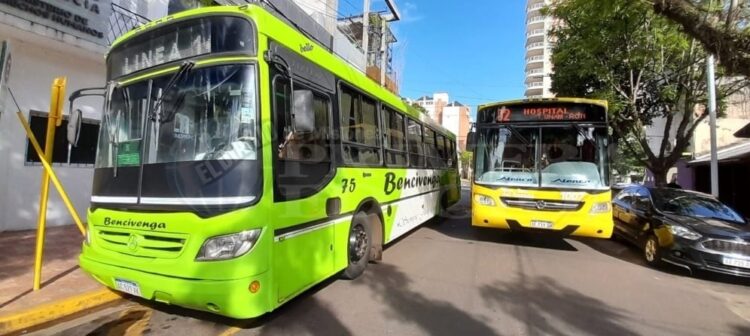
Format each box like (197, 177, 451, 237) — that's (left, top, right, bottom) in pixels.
(410, 102, 428, 115)
(548, 0, 746, 185)
(460, 151, 473, 166)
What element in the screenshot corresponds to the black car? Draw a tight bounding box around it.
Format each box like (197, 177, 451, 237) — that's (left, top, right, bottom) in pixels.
(612, 186, 750, 277)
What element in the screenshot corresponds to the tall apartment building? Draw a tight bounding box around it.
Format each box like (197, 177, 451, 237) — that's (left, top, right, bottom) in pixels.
(413, 93, 472, 151)
(525, 0, 555, 98)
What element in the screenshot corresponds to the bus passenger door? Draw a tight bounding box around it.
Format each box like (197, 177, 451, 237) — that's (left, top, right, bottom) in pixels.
(268, 59, 337, 301)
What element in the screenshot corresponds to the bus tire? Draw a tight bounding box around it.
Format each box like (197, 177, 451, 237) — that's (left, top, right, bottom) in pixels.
(342, 212, 373, 280)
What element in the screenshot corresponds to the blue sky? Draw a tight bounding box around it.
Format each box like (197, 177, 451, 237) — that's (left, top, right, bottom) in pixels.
(338, 0, 527, 116)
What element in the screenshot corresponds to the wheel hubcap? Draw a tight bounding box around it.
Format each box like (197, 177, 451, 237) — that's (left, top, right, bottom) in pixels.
(645, 239, 656, 262)
(349, 224, 368, 263)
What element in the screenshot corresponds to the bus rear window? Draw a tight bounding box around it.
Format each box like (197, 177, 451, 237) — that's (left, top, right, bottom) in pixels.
(108, 16, 256, 79)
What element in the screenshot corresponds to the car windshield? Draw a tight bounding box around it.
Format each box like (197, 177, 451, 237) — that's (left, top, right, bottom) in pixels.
(96, 64, 259, 168)
(474, 125, 609, 190)
(652, 189, 746, 224)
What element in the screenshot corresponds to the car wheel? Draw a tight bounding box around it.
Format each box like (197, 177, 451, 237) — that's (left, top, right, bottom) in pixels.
(341, 212, 373, 280)
(644, 235, 663, 267)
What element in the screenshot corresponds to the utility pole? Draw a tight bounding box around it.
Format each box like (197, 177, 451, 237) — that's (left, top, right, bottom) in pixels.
(362, 0, 371, 65)
(380, 19, 388, 86)
(707, 54, 719, 197)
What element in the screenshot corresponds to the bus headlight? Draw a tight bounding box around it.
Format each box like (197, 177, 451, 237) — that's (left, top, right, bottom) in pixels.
(589, 202, 611, 214)
(196, 229, 262, 261)
(475, 194, 496, 206)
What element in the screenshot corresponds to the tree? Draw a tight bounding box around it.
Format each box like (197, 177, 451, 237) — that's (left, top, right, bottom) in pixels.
(547, 0, 746, 185)
(410, 102, 428, 115)
(460, 151, 473, 179)
(648, 0, 750, 79)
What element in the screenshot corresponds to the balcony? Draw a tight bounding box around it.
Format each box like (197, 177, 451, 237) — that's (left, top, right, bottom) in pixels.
(526, 68, 544, 77)
(526, 42, 545, 51)
(526, 29, 546, 38)
(527, 16, 546, 25)
(526, 81, 544, 89)
(527, 2, 546, 13)
(107, 4, 151, 45)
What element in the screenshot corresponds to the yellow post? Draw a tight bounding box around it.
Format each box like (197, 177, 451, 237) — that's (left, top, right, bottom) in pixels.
(33, 77, 67, 291)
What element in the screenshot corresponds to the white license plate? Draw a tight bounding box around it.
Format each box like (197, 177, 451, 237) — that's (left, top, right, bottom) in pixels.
(114, 278, 142, 297)
(722, 257, 750, 269)
(530, 220, 554, 229)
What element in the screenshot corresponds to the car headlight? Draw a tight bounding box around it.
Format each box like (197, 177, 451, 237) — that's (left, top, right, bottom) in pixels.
(196, 229, 262, 261)
(475, 194, 496, 206)
(589, 202, 611, 214)
(669, 225, 702, 240)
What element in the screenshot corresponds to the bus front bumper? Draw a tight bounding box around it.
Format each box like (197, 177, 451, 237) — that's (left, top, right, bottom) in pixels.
(79, 254, 272, 319)
(471, 205, 613, 238)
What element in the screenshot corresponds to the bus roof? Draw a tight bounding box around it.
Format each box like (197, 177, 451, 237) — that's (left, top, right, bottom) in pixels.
(109, 5, 454, 139)
(478, 97, 608, 111)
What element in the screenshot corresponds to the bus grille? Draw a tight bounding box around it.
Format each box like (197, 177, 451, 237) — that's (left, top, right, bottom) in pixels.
(501, 198, 583, 211)
(96, 229, 188, 259)
(702, 239, 750, 257)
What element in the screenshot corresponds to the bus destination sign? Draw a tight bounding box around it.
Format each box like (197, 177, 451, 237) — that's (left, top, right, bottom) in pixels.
(479, 103, 606, 124)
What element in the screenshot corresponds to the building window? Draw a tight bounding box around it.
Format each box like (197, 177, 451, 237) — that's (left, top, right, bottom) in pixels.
(25, 111, 100, 166)
(340, 86, 381, 165)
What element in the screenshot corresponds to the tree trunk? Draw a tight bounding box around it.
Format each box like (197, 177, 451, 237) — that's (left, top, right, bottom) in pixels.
(652, 169, 668, 187)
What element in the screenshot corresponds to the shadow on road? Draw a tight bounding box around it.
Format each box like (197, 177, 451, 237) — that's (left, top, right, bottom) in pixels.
(479, 274, 638, 336)
(356, 263, 499, 335)
(480, 245, 638, 336)
(576, 237, 750, 287)
(732, 324, 750, 336)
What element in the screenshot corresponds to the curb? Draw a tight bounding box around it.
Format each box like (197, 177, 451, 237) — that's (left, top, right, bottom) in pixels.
(0, 288, 122, 335)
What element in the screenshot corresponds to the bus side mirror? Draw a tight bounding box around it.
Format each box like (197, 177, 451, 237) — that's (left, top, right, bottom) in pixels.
(293, 89, 315, 133)
(466, 131, 477, 152)
(67, 109, 82, 147)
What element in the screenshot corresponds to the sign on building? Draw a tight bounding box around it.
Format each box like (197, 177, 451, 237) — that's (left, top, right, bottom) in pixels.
(0, 0, 112, 46)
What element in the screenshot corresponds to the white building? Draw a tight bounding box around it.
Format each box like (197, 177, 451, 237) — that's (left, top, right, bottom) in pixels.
(0, 0, 364, 232)
(413, 93, 472, 151)
(525, 0, 555, 98)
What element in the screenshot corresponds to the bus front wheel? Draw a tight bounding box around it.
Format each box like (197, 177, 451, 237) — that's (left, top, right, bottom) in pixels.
(342, 212, 374, 280)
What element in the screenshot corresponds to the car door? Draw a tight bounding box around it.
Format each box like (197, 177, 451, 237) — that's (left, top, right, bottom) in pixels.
(612, 188, 636, 239)
(630, 187, 655, 244)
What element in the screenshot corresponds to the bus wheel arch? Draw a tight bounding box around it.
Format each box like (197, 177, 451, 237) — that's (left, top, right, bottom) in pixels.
(355, 198, 384, 262)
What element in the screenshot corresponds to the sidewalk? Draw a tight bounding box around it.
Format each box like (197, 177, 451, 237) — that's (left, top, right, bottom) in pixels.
(0, 225, 121, 333)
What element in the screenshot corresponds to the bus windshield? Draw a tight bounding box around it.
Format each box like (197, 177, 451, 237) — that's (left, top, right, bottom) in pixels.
(96, 64, 259, 168)
(474, 125, 609, 190)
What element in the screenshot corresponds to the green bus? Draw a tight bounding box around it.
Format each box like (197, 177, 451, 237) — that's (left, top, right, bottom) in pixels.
(78, 4, 460, 318)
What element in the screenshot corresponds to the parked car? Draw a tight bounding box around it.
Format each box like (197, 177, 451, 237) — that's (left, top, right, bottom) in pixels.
(612, 186, 750, 277)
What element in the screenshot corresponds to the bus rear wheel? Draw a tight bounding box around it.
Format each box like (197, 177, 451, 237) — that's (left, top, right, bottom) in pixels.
(342, 212, 373, 280)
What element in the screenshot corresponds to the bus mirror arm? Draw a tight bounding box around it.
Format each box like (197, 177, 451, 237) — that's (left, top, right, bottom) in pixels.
(67, 87, 105, 147)
(466, 124, 477, 152)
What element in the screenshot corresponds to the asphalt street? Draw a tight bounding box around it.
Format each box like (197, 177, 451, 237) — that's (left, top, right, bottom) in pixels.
(28, 187, 750, 336)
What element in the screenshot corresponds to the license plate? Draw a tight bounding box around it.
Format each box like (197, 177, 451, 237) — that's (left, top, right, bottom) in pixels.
(530, 220, 554, 229)
(114, 278, 142, 297)
(722, 257, 750, 269)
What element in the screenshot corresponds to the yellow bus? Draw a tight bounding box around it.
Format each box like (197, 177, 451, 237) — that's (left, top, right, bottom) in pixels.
(468, 98, 613, 238)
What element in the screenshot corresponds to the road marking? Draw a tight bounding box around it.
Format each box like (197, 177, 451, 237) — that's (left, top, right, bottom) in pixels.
(0, 288, 122, 335)
(218, 326, 243, 336)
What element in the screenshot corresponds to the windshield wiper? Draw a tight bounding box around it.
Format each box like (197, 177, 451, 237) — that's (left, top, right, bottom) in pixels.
(150, 61, 195, 123)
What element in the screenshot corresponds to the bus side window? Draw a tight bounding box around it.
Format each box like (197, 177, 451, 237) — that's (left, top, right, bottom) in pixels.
(407, 119, 425, 168)
(271, 74, 333, 201)
(339, 86, 381, 166)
